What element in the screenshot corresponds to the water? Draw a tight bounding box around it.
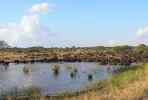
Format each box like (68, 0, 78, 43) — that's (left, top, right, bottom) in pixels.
(0, 62, 112, 96)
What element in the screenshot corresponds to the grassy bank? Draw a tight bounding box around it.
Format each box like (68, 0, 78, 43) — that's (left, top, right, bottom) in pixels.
(52, 63, 148, 100)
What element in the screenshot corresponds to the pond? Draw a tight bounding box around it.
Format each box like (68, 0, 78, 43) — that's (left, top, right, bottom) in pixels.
(0, 62, 117, 96)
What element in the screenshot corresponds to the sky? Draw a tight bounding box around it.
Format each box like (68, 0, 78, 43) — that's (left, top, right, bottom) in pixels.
(0, 0, 148, 47)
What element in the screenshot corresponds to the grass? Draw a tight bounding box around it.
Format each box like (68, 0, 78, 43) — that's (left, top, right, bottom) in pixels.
(0, 86, 41, 100)
(110, 63, 147, 88)
(52, 63, 148, 100)
(52, 64, 60, 77)
(65, 64, 76, 72)
(23, 66, 32, 75)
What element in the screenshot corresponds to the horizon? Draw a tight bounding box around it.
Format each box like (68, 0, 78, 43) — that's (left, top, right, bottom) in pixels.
(0, 0, 148, 47)
(1, 40, 147, 48)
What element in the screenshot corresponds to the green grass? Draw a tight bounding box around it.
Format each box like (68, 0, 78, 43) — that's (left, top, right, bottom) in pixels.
(110, 63, 147, 88)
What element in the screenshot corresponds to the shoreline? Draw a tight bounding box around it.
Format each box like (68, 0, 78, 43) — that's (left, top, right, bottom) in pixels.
(1, 46, 147, 65)
(0, 44, 147, 65)
(46, 63, 148, 100)
(3, 63, 148, 100)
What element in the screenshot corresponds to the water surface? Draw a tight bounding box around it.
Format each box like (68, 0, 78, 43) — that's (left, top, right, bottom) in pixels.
(0, 62, 113, 96)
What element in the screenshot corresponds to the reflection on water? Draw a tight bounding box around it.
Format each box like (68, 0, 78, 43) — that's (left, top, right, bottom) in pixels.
(0, 62, 111, 96)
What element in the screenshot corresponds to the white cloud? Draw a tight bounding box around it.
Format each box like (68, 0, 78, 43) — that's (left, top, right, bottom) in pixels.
(21, 15, 40, 33)
(137, 26, 148, 37)
(102, 40, 138, 46)
(29, 2, 55, 14)
(0, 24, 20, 44)
(0, 2, 55, 47)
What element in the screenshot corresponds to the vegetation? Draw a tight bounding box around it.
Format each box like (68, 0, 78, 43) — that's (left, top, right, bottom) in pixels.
(0, 44, 147, 65)
(0, 86, 41, 100)
(52, 64, 60, 77)
(2, 64, 148, 100)
(0, 44, 148, 100)
(23, 66, 32, 75)
(50, 63, 148, 100)
(88, 74, 93, 81)
(65, 64, 78, 79)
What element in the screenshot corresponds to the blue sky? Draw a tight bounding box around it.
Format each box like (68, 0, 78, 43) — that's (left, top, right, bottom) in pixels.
(0, 0, 148, 47)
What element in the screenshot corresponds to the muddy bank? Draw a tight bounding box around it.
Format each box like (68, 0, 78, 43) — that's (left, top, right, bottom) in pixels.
(0, 45, 147, 65)
(0, 52, 133, 65)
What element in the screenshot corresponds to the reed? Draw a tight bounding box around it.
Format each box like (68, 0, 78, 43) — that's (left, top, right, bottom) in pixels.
(52, 64, 60, 77)
(23, 66, 32, 75)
